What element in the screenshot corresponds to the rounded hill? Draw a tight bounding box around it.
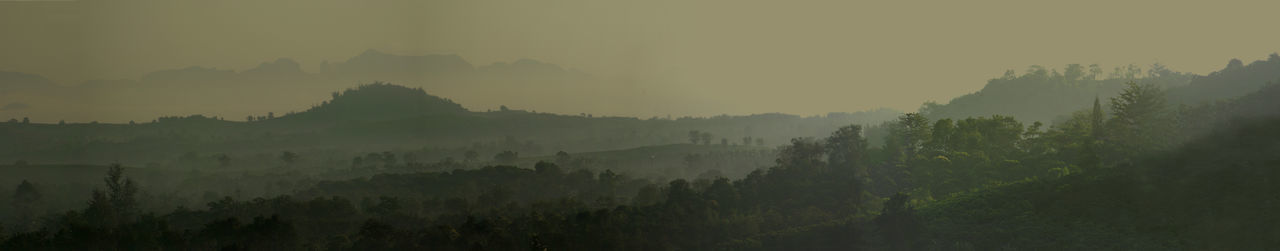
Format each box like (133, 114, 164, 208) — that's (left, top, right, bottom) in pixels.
(285, 82, 467, 122)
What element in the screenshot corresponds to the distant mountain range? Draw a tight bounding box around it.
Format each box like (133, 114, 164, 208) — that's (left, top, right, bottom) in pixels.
(0, 49, 646, 123)
(2, 50, 1276, 132)
(0, 79, 902, 164)
(3, 48, 1276, 165)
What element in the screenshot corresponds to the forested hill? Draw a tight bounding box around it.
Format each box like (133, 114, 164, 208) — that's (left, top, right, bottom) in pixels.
(921, 53, 1280, 124)
(908, 101, 1280, 250)
(1169, 53, 1280, 105)
(920, 63, 1191, 123)
(274, 83, 468, 123)
(759, 80, 1280, 250)
(0, 83, 901, 164)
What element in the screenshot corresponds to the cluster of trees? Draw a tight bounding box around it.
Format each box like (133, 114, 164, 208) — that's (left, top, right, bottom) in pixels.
(907, 114, 1280, 249)
(246, 112, 275, 122)
(3, 54, 1278, 249)
(4, 117, 30, 124)
(0, 80, 1207, 250)
(871, 81, 1178, 199)
(0, 124, 879, 249)
(0, 83, 896, 168)
(920, 63, 1192, 124)
(688, 130, 765, 146)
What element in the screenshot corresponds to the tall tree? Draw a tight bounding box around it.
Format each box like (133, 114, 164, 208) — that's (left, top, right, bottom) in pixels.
(826, 125, 868, 172)
(12, 180, 41, 230)
(825, 125, 870, 213)
(1108, 81, 1170, 161)
(86, 164, 138, 227)
(925, 119, 955, 154)
(1064, 64, 1085, 81)
(1080, 97, 1106, 168)
(1088, 64, 1103, 80)
(105, 164, 137, 216)
(886, 113, 932, 162)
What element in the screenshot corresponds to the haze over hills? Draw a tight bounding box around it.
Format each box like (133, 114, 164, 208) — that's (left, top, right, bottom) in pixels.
(0, 49, 659, 124)
(1169, 53, 1280, 105)
(4, 52, 1279, 168)
(6, 0, 1280, 249)
(8, 50, 1277, 126)
(0, 71, 53, 91)
(778, 74, 1280, 250)
(0, 81, 902, 166)
(921, 53, 1280, 124)
(3, 51, 1279, 250)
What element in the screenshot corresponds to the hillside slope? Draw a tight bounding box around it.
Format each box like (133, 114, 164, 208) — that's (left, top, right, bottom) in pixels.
(277, 83, 467, 123)
(748, 79, 1280, 250)
(915, 115, 1280, 250)
(922, 53, 1279, 124)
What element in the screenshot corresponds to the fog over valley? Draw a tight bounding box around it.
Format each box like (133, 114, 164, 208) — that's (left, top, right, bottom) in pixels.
(2, 0, 1280, 250)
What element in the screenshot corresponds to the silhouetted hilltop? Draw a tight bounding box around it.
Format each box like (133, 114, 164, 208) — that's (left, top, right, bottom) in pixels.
(921, 64, 1191, 123)
(905, 116, 1280, 250)
(282, 82, 467, 122)
(1228, 80, 1280, 118)
(1169, 53, 1280, 105)
(922, 53, 1279, 124)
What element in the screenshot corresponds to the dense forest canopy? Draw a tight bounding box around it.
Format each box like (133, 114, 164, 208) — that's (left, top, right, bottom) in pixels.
(5, 0, 1280, 249)
(1, 48, 1279, 250)
(920, 54, 1280, 124)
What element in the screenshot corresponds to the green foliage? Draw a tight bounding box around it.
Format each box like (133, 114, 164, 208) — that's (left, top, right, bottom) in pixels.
(913, 117, 1280, 250)
(4, 56, 1280, 250)
(921, 64, 1190, 124)
(288, 82, 467, 122)
(878, 113, 1063, 199)
(1107, 81, 1172, 160)
(1168, 54, 1280, 105)
(875, 193, 921, 251)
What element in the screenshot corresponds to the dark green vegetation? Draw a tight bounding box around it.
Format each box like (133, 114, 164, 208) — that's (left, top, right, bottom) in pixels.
(0, 83, 897, 165)
(922, 54, 1280, 124)
(2, 53, 1280, 250)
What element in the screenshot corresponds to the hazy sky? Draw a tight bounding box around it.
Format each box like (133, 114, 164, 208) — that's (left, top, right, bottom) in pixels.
(3, 0, 1279, 117)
